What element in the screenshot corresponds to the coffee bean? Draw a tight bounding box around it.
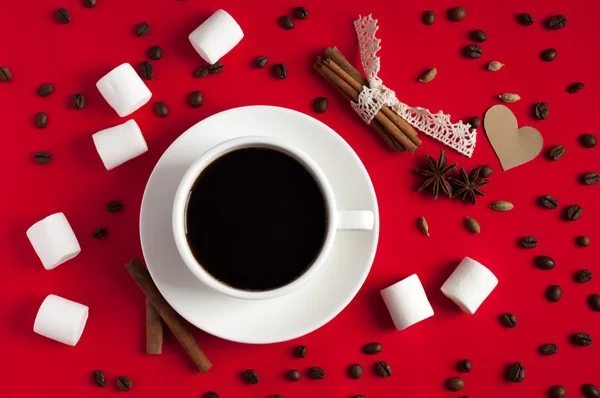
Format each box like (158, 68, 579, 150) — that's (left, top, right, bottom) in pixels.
(500, 312, 517, 328)
(243, 369, 259, 384)
(469, 116, 481, 128)
(106, 201, 122, 213)
(154, 101, 168, 117)
(549, 385, 567, 398)
(271, 395, 282, 398)
(422, 10, 435, 25)
(348, 364, 363, 379)
(541, 49, 557, 62)
(568, 82, 584, 93)
(351, 396, 366, 398)
(479, 164, 492, 177)
(93, 370, 106, 387)
(583, 384, 600, 398)
(296, 345, 307, 358)
(34, 151, 51, 164)
(519, 236, 537, 248)
(203, 392, 219, 398)
(38, 83, 54, 97)
(84, 0, 96, 8)
(448, 7, 466, 21)
(445, 377, 465, 391)
(564, 204, 583, 221)
(517, 13, 534, 26)
(136, 22, 150, 36)
(546, 15, 567, 30)
(374, 361, 392, 378)
(362, 342, 382, 355)
(539, 194, 558, 209)
(93, 228, 107, 239)
(140, 61, 153, 80)
(533, 102, 549, 120)
(189, 91, 203, 108)
(149, 46, 162, 60)
(274, 63, 288, 79)
(577, 236, 590, 247)
(279, 16, 295, 30)
(116, 376, 132, 391)
(579, 134, 597, 148)
(546, 285, 562, 302)
(506, 362, 525, 382)
(255, 56, 268, 68)
(588, 294, 600, 311)
(308, 366, 325, 380)
(464, 44, 483, 59)
(534, 256, 555, 270)
(294, 6, 308, 20)
(539, 343, 558, 355)
(547, 145, 565, 161)
(287, 369, 301, 382)
(470, 29, 487, 42)
(56, 8, 71, 24)
(195, 66, 209, 78)
(574, 269, 592, 283)
(571, 332, 592, 346)
(313, 97, 328, 113)
(581, 172, 599, 185)
(457, 359, 471, 373)
(0, 66, 12, 82)
(72, 93, 86, 110)
(36, 112, 48, 128)
(209, 62, 223, 74)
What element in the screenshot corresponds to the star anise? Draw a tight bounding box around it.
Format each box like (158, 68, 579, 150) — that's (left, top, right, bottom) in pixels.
(414, 150, 457, 199)
(449, 167, 489, 205)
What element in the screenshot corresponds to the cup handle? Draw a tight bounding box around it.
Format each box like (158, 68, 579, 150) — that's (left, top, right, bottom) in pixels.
(336, 211, 374, 230)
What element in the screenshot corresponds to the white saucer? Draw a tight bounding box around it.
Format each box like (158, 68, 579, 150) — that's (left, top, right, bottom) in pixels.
(140, 106, 379, 344)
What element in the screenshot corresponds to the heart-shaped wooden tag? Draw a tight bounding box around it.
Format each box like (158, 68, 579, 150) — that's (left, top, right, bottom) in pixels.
(484, 105, 543, 171)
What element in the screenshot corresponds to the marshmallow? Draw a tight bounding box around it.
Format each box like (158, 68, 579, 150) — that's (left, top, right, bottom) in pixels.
(33, 294, 89, 346)
(96, 63, 152, 117)
(188, 10, 244, 65)
(380, 274, 434, 330)
(27, 213, 81, 270)
(441, 257, 498, 314)
(92, 120, 148, 170)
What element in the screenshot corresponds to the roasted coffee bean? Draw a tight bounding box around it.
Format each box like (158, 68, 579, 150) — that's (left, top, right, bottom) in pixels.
(72, 93, 86, 110)
(279, 16, 295, 30)
(539, 195, 558, 209)
(0, 66, 12, 82)
(464, 45, 483, 59)
(506, 362, 525, 382)
(287, 369, 301, 381)
(517, 13, 534, 26)
(422, 10, 435, 25)
(348, 364, 363, 379)
(243, 369, 259, 384)
(577, 236, 590, 247)
(448, 7, 466, 21)
(582, 384, 600, 398)
(203, 392, 219, 398)
(84, 0, 96, 8)
(565, 204, 583, 221)
(581, 172, 599, 185)
(136, 22, 150, 36)
(255, 56, 268, 68)
(588, 294, 600, 312)
(470, 29, 487, 42)
(549, 385, 567, 398)
(154, 101, 168, 117)
(308, 367, 325, 380)
(579, 134, 597, 148)
(149, 46, 162, 60)
(195, 66, 209, 78)
(36, 112, 48, 128)
(500, 312, 517, 328)
(294, 6, 308, 20)
(93, 370, 106, 387)
(209, 62, 224, 74)
(189, 91, 203, 108)
(534, 256, 555, 270)
(541, 48, 558, 62)
(38, 83, 54, 97)
(469, 116, 481, 128)
(546, 285, 562, 302)
(546, 15, 567, 30)
(547, 145, 565, 160)
(539, 343, 558, 355)
(34, 151, 51, 164)
(571, 333, 592, 346)
(313, 97, 328, 113)
(574, 269, 592, 283)
(56, 8, 71, 24)
(116, 376, 132, 391)
(106, 201, 122, 213)
(479, 164, 492, 177)
(457, 359, 472, 373)
(362, 342, 382, 355)
(140, 61, 153, 80)
(445, 377, 465, 392)
(274, 63, 288, 79)
(520, 236, 537, 248)
(296, 345, 307, 358)
(533, 102, 549, 120)
(374, 361, 392, 378)
(93, 228, 107, 239)
(568, 82, 584, 93)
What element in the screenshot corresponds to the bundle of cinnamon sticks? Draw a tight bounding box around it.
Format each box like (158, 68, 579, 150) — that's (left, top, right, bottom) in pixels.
(314, 47, 421, 153)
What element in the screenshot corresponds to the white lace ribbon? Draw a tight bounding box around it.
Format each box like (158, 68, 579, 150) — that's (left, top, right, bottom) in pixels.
(352, 15, 476, 157)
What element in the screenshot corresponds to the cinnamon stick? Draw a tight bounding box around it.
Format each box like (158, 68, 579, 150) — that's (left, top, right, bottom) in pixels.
(126, 258, 212, 372)
(145, 297, 163, 355)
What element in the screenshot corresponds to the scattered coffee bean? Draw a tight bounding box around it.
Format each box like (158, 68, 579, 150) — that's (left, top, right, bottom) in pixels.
(93, 228, 107, 239)
(469, 116, 481, 129)
(308, 367, 325, 380)
(517, 13, 534, 26)
(154, 101, 168, 117)
(571, 332, 592, 346)
(243, 369, 259, 384)
(294, 6, 308, 20)
(93, 370, 106, 387)
(564, 204, 583, 221)
(149, 46, 162, 60)
(72, 93, 86, 110)
(500, 312, 517, 328)
(34, 151, 52, 165)
(576, 236, 590, 247)
(255, 56, 268, 68)
(274, 63, 288, 79)
(445, 377, 465, 392)
(546, 15, 567, 30)
(539, 194, 558, 209)
(581, 172, 599, 185)
(0, 66, 12, 82)
(499, 93, 520, 103)
(203, 392, 219, 398)
(136, 22, 150, 36)
(506, 362, 525, 382)
(422, 10, 435, 25)
(296, 345, 307, 358)
(588, 294, 600, 311)
(546, 285, 562, 302)
(574, 269, 592, 283)
(189, 91, 203, 108)
(313, 97, 328, 113)
(36, 112, 48, 128)
(547, 145, 566, 161)
(374, 361, 392, 378)
(539, 343, 558, 355)
(84, 0, 96, 8)
(533, 102, 549, 120)
(351, 396, 366, 398)
(465, 217, 480, 234)
(418, 67, 437, 83)
(348, 364, 363, 379)
(464, 44, 482, 59)
(457, 359, 471, 373)
(116, 376, 132, 391)
(448, 7, 466, 21)
(287, 369, 301, 382)
(579, 134, 597, 148)
(487, 61, 505, 71)
(520, 236, 537, 248)
(209, 62, 224, 74)
(568, 82, 584, 93)
(195, 66, 209, 78)
(38, 83, 54, 97)
(106, 200, 122, 213)
(582, 384, 600, 398)
(279, 16, 295, 30)
(549, 385, 567, 398)
(140, 61, 153, 80)
(480, 165, 493, 177)
(534, 255, 555, 270)
(470, 29, 487, 42)
(541, 49, 558, 62)
(362, 342, 382, 354)
(56, 8, 71, 24)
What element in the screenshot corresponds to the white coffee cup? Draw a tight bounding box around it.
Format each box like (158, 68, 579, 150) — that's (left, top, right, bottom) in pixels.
(172, 136, 374, 300)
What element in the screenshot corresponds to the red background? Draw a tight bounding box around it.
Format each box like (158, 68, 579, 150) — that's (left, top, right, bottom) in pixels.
(1, 0, 599, 397)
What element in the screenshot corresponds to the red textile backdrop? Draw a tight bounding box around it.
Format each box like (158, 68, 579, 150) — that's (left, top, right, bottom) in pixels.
(1, 0, 599, 396)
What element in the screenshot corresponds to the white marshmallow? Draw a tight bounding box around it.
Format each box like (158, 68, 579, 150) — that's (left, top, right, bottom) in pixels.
(96, 63, 152, 117)
(33, 294, 89, 346)
(188, 10, 244, 65)
(92, 120, 148, 170)
(26, 213, 81, 270)
(441, 257, 498, 314)
(380, 274, 434, 330)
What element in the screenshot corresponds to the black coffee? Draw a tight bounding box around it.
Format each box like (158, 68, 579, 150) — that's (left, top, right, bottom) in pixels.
(185, 147, 327, 291)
